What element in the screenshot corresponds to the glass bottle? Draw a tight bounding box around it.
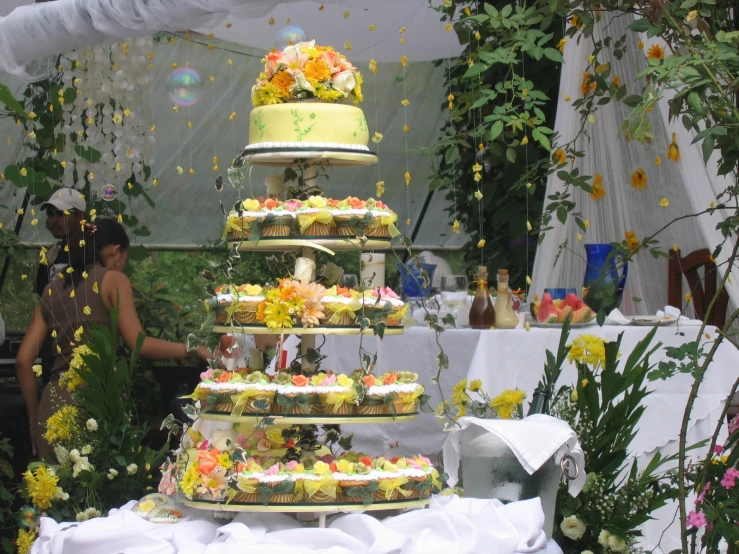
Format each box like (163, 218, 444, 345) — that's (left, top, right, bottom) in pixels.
(527, 386, 551, 416)
(494, 269, 519, 329)
(469, 266, 495, 329)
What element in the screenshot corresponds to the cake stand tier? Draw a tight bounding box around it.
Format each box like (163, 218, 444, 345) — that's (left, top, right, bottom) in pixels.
(198, 412, 419, 424)
(212, 325, 404, 336)
(184, 497, 430, 513)
(228, 237, 391, 255)
(239, 149, 378, 167)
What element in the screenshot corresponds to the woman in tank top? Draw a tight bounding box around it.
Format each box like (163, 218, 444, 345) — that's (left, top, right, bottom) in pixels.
(16, 219, 214, 461)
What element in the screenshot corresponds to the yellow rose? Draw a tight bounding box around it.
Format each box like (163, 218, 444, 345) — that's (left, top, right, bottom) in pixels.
(383, 462, 398, 472)
(247, 461, 263, 472)
(313, 461, 330, 475)
(396, 458, 408, 469)
(242, 199, 260, 211)
(337, 374, 352, 387)
(293, 464, 305, 473)
(336, 459, 355, 474)
(245, 284, 263, 296)
(266, 428, 284, 446)
(307, 195, 327, 208)
(310, 373, 326, 386)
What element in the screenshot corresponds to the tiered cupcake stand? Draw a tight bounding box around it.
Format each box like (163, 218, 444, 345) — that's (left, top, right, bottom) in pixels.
(183, 149, 430, 525)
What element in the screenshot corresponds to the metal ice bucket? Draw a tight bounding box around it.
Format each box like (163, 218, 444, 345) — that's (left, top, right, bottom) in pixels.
(460, 424, 578, 539)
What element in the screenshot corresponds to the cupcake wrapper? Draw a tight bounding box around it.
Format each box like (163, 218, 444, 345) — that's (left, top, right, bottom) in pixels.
(388, 400, 418, 415)
(335, 223, 356, 236)
(234, 491, 259, 504)
(322, 310, 356, 326)
(233, 303, 260, 324)
(373, 488, 398, 502)
(365, 226, 390, 238)
(306, 490, 336, 504)
(301, 222, 336, 236)
(213, 401, 235, 413)
(262, 224, 292, 237)
(320, 401, 353, 415)
(355, 398, 386, 415)
(239, 393, 274, 414)
(216, 312, 228, 324)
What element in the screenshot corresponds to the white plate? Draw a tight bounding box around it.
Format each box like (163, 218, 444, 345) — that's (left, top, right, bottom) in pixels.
(627, 315, 675, 326)
(528, 320, 597, 328)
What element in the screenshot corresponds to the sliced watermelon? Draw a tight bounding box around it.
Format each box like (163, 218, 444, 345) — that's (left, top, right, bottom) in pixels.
(557, 305, 574, 323)
(560, 293, 584, 311)
(572, 305, 594, 323)
(537, 293, 559, 323)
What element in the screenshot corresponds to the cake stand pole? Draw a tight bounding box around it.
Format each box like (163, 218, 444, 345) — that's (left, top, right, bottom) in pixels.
(299, 163, 320, 375)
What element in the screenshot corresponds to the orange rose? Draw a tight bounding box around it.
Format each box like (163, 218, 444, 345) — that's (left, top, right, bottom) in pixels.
(292, 375, 309, 387)
(236, 462, 247, 473)
(198, 449, 220, 474)
(328, 199, 340, 208)
(217, 372, 234, 383)
(363, 375, 377, 388)
(264, 198, 278, 209)
(336, 286, 352, 298)
(360, 456, 372, 467)
(329, 462, 338, 473)
(349, 197, 364, 209)
(383, 372, 399, 385)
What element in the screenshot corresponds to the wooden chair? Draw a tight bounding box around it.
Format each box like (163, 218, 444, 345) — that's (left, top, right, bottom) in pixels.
(668, 249, 729, 328)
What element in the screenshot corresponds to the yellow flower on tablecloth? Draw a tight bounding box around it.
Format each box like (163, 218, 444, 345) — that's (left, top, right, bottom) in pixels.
(631, 168, 647, 189)
(655, 156, 662, 166)
(612, 76, 621, 88)
(369, 59, 377, 74)
(405, 171, 411, 185)
(474, 190, 483, 200)
(376, 181, 385, 196)
(685, 293, 692, 303)
(647, 44, 664, 60)
(590, 173, 606, 200)
(477, 239, 486, 248)
(668, 133, 680, 162)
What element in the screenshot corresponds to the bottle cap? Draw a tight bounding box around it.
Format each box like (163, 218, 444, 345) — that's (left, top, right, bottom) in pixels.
(498, 269, 509, 276)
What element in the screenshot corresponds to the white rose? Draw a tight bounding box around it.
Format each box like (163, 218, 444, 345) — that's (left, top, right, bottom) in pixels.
(86, 418, 98, 431)
(107, 468, 118, 480)
(598, 530, 612, 548)
(69, 449, 81, 463)
(53, 489, 69, 501)
(332, 70, 356, 96)
(72, 456, 93, 478)
(560, 515, 586, 541)
(81, 445, 92, 456)
(76, 511, 89, 522)
(608, 535, 628, 553)
(127, 463, 138, 475)
(294, 71, 314, 92)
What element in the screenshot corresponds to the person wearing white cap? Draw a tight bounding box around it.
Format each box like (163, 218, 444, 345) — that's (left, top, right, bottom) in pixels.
(34, 188, 87, 295)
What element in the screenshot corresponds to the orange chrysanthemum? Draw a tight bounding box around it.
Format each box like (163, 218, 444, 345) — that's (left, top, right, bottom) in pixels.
(580, 72, 597, 96)
(647, 44, 664, 60)
(271, 71, 295, 99)
(590, 173, 606, 200)
(625, 231, 639, 250)
(303, 59, 332, 84)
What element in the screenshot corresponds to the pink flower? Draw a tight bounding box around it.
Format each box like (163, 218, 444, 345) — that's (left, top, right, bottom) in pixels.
(695, 482, 711, 505)
(196, 440, 209, 450)
(318, 455, 336, 464)
(380, 287, 400, 300)
(252, 431, 265, 441)
(721, 468, 739, 490)
(257, 439, 271, 452)
(686, 511, 707, 528)
(264, 463, 280, 476)
(322, 374, 337, 386)
(285, 460, 298, 470)
(714, 445, 725, 455)
(236, 434, 248, 445)
(200, 368, 215, 381)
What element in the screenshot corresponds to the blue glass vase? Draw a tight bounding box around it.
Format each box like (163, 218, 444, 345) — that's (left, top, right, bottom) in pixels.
(397, 262, 437, 298)
(582, 244, 628, 313)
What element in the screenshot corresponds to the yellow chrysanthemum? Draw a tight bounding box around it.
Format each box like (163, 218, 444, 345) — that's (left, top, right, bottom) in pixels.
(567, 334, 613, 367)
(43, 405, 79, 444)
(314, 86, 344, 102)
(180, 464, 201, 498)
(469, 379, 483, 392)
(23, 466, 62, 510)
(451, 379, 470, 407)
(17, 529, 36, 554)
(647, 44, 664, 60)
(263, 303, 294, 330)
(489, 389, 526, 419)
(253, 82, 283, 106)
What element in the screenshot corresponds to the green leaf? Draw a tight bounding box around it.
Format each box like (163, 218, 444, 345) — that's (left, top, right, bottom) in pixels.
(445, 145, 460, 165)
(0, 82, 29, 118)
(74, 145, 102, 164)
(489, 120, 504, 141)
(505, 147, 517, 163)
(623, 95, 643, 107)
(702, 134, 714, 163)
(543, 48, 564, 63)
(464, 64, 488, 78)
(628, 18, 652, 32)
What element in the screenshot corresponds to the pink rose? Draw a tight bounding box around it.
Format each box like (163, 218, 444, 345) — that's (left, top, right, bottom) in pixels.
(686, 510, 707, 528)
(285, 460, 298, 470)
(236, 434, 247, 445)
(196, 440, 209, 450)
(285, 200, 302, 212)
(322, 374, 337, 386)
(253, 431, 265, 441)
(200, 368, 215, 381)
(714, 445, 725, 455)
(380, 287, 400, 300)
(265, 464, 280, 476)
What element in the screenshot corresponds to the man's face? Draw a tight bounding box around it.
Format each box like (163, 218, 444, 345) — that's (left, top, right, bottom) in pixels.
(45, 208, 84, 240)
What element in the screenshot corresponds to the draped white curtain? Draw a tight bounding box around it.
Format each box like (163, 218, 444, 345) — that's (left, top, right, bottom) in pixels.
(531, 13, 739, 317)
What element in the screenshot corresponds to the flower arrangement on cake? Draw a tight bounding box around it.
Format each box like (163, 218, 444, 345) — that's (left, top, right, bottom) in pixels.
(192, 368, 425, 417)
(212, 281, 405, 329)
(252, 41, 363, 106)
(162, 448, 441, 506)
(224, 196, 397, 240)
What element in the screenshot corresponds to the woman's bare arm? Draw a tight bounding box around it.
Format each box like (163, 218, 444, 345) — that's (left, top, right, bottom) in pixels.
(16, 304, 47, 455)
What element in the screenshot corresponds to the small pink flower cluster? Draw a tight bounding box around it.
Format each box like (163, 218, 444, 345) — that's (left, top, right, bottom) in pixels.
(720, 467, 739, 490)
(695, 482, 711, 505)
(686, 510, 707, 528)
(371, 287, 400, 302)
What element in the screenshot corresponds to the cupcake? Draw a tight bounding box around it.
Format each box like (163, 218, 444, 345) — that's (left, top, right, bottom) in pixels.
(232, 284, 265, 324)
(354, 374, 386, 415)
(318, 373, 358, 415)
(303, 462, 339, 503)
(401, 457, 434, 499)
(233, 460, 263, 504)
(332, 197, 369, 236)
(231, 372, 276, 414)
(235, 199, 269, 240)
(274, 374, 317, 414)
(365, 199, 397, 238)
(321, 286, 361, 326)
(260, 199, 295, 237)
(214, 284, 235, 324)
(335, 459, 375, 503)
(297, 196, 336, 236)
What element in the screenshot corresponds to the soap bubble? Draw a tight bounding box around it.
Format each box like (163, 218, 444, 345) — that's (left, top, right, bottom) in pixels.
(274, 25, 307, 50)
(215, 175, 224, 192)
(101, 184, 118, 201)
(167, 68, 201, 107)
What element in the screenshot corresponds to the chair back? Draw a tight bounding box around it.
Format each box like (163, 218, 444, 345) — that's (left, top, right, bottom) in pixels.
(667, 249, 728, 327)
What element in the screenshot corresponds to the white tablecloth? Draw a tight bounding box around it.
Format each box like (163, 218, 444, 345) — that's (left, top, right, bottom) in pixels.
(31, 495, 561, 554)
(321, 325, 739, 552)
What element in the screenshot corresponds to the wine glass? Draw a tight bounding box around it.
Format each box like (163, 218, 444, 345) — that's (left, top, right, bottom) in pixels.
(441, 275, 469, 318)
(339, 273, 359, 290)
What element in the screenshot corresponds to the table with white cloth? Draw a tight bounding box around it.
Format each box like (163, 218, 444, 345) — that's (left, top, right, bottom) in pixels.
(320, 324, 739, 552)
(31, 495, 562, 554)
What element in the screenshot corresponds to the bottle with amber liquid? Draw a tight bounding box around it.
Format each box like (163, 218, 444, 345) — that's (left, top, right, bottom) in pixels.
(469, 266, 495, 329)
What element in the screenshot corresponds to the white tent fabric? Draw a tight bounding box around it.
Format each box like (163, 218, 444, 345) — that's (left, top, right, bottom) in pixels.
(531, 13, 739, 316)
(0, 37, 464, 249)
(0, 0, 464, 79)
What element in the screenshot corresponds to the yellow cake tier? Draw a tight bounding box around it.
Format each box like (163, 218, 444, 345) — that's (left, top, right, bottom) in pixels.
(246, 103, 370, 152)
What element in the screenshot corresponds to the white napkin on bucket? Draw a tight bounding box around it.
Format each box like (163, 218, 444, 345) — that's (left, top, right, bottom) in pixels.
(443, 415, 586, 497)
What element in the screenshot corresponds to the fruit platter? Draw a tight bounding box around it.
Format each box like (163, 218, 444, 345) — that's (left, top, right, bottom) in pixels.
(530, 292, 595, 326)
